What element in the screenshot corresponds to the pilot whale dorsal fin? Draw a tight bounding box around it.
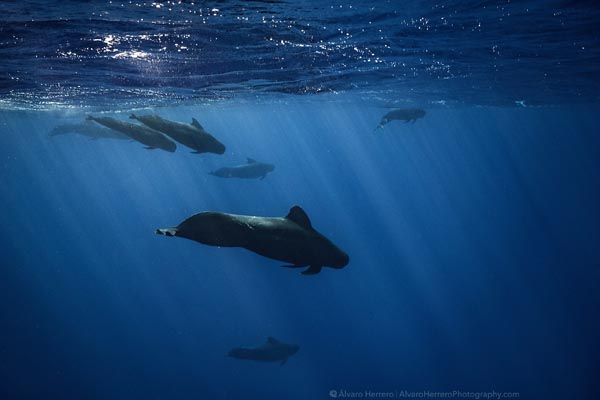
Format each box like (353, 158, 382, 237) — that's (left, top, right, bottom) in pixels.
(285, 206, 312, 230)
(191, 118, 204, 130)
(267, 337, 280, 345)
(247, 158, 257, 164)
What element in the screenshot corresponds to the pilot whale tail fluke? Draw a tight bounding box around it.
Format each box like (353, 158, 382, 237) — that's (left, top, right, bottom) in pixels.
(156, 227, 178, 237)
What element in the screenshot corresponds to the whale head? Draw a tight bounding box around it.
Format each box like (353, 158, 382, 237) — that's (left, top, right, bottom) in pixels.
(284, 206, 349, 270)
(328, 247, 350, 269)
(414, 109, 426, 118)
(164, 139, 177, 152)
(287, 344, 300, 356)
(205, 137, 226, 154)
(265, 163, 275, 173)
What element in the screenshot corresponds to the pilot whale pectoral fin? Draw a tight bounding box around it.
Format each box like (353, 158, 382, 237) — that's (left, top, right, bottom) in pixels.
(285, 206, 313, 230)
(301, 265, 322, 275)
(191, 118, 204, 130)
(281, 264, 307, 269)
(259, 174, 266, 180)
(280, 358, 288, 366)
(247, 158, 257, 164)
(156, 228, 178, 237)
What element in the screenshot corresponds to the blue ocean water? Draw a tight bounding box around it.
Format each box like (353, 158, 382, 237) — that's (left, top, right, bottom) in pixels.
(1, 2, 599, 400)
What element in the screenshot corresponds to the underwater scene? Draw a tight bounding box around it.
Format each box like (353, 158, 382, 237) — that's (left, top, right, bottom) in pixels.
(1, 1, 599, 399)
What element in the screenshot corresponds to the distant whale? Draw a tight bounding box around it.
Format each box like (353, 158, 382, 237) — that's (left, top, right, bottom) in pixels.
(376, 108, 426, 130)
(130, 114, 225, 155)
(228, 337, 299, 366)
(86, 116, 176, 152)
(210, 158, 275, 180)
(156, 206, 349, 275)
(49, 122, 129, 140)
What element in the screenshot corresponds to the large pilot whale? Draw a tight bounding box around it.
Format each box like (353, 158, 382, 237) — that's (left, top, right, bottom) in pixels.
(228, 337, 299, 366)
(50, 122, 129, 140)
(130, 114, 225, 155)
(86, 116, 176, 152)
(375, 108, 426, 130)
(156, 206, 349, 275)
(209, 158, 275, 180)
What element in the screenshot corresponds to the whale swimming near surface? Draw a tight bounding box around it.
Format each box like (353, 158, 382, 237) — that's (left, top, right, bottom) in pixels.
(375, 108, 426, 130)
(156, 206, 349, 275)
(210, 158, 275, 180)
(228, 337, 299, 366)
(86, 116, 176, 152)
(130, 114, 225, 155)
(50, 122, 129, 140)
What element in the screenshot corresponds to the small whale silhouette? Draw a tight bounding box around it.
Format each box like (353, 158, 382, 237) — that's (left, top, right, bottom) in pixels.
(228, 337, 299, 366)
(375, 108, 426, 131)
(210, 158, 275, 180)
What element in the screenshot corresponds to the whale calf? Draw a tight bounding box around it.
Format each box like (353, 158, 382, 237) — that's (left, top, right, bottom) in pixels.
(156, 206, 349, 275)
(86, 116, 176, 152)
(50, 122, 129, 140)
(130, 114, 225, 155)
(376, 108, 426, 130)
(228, 337, 299, 366)
(210, 158, 275, 180)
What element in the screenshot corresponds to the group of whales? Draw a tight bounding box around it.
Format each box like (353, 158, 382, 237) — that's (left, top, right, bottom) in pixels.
(155, 108, 424, 362)
(48, 107, 427, 276)
(87, 113, 225, 154)
(49, 107, 426, 365)
(51, 115, 347, 275)
(52, 106, 426, 146)
(52, 114, 277, 180)
(49, 107, 427, 276)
